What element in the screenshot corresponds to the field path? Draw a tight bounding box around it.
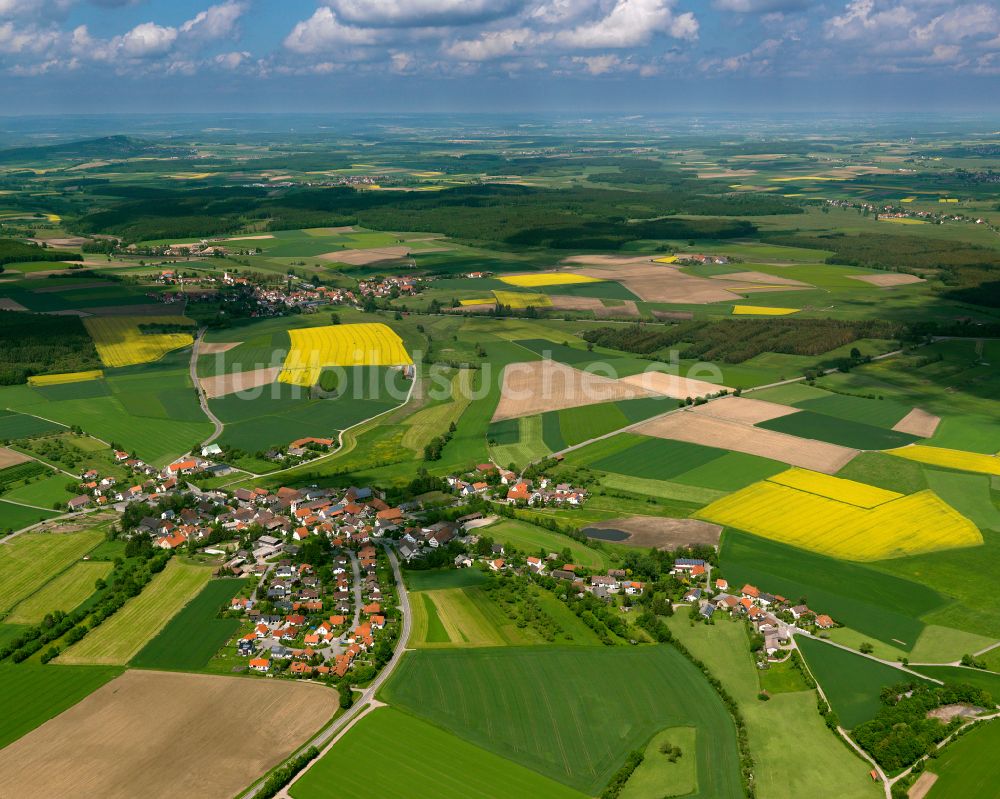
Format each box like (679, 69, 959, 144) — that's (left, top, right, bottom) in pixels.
(243, 544, 412, 799)
(191, 327, 224, 446)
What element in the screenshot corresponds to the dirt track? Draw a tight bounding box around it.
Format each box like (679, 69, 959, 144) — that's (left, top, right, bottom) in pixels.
(0, 670, 339, 799)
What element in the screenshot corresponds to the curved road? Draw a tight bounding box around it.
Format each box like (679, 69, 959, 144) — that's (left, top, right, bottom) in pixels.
(190, 327, 224, 447)
(242, 544, 412, 799)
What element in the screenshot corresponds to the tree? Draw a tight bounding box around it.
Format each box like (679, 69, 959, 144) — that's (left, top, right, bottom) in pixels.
(859, 641, 874, 654)
(338, 681, 354, 709)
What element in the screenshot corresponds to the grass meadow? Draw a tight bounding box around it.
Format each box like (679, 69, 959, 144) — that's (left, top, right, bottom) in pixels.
(381, 646, 743, 797)
(0, 499, 58, 532)
(924, 720, 1000, 799)
(0, 529, 104, 613)
(482, 519, 610, 570)
(6, 561, 111, 624)
(130, 578, 245, 671)
(796, 636, 928, 729)
(0, 664, 122, 749)
(665, 616, 879, 799)
(58, 560, 212, 665)
(0, 410, 64, 439)
(290, 707, 588, 799)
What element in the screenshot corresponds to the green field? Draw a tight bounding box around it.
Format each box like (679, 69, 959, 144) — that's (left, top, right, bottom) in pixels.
(909, 625, 997, 663)
(836, 451, 929, 494)
(539, 397, 675, 452)
(290, 707, 587, 799)
(58, 559, 212, 665)
(910, 665, 1000, 697)
(0, 529, 104, 613)
(381, 646, 743, 796)
(482, 519, 609, 570)
(796, 636, 928, 729)
(130, 578, 245, 671)
(758, 410, 919, 450)
(1, 474, 75, 508)
(0, 664, 122, 748)
(490, 413, 549, 469)
(406, 568, 488, 592)
(793, 393, 912, 428)
(720, 530, 944, 649)
(593, 435, 726, 480)
(6, 561, 112, 624)
(0, 499, 58, 532)
(665, 616, 879, 799)
(923, 470, 1000, 531)
(0, 410, 64, 439)
(418, 593, 450, 643)
(620, 727, 697, 799)
(925, 719, 1000, 799)
(758, 656, 813, 694)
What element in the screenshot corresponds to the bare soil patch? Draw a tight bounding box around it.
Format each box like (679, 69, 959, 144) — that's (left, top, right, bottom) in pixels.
(926, 703, 984, 723)
(320, 245, 449, 265)
(907, 771, 937, 799)
(0, 298, 28, 311)
(652, 310, 694, 321)
(492, 359, 656, 421)
(635, 411, 859, 474)
(0, 447, 32, 469)
(688, 396, 801, 425)
(197, 341, 240, 355)
(620, 371, 731, 400)
(0, 669, 338, 799)
(585, 515, 722, 549)
(893, 408, 941, 438)
(849, 273, 925, 287)
(710, 270, 810, 287)
(225, 234, 275, 241)
(29, 236, 89, 247)
(43, 309, 92, 317)
(561, 254, 656, 267)
(697, 169, 759, 179)
(601, 300, 640, 318)
(549, 295, 604, 313)
(574, 262, 749, 304)
(200, 366, 281, 399)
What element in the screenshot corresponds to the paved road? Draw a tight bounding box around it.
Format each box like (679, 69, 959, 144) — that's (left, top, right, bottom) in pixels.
(190, 327, 224, 447)
(243, 544, 412, 799)
(348, 551, 363, 630)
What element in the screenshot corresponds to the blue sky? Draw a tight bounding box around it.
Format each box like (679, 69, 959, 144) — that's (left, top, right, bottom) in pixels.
(1, 0, 998, 113)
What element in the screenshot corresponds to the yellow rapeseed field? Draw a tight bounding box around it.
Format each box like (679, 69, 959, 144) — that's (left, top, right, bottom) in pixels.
(732, 305, 799, 316)
(498, 273, 600, 288)
(697, 480, 981, 561)
(278, 323, 412, 387)
(492, 290, 553, 309)
(653, 256, 678, 264)
(767, 468, 902, 508)
(460, 298, 495, 306)
(888, 445, 1000, 477)
(84, 316, 195, 369)
(28, 370, 103, 386)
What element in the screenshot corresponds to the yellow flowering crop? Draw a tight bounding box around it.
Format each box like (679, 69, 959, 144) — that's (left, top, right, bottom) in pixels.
(888, 445, 1000, 477)
(278, 323, 411, 387)
(28, 370, 103, 386)
(84, 316, 194, 369)
(498, 273, 600, 288)
(767, 468, 902, 508)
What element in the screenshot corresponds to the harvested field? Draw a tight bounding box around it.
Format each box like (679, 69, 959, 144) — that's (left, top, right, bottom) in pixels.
(491, 360, 655, 422)
(0, 298, 28, 311)
(199, 366, 280, 399)
(225, 234, 274, 241)
(584, 515, 722, 549)
(849, 273, 924, 287)
(635, 411, 859, 474)
(0, 447, 31, 469)
(196, 341, 240, 355)
(0, 669, 339, 799)
(687, 396, 800, 425)
(619, 371, 731, 400)
(893, 408, 941, 438)
(321, 245, 447, 265)
(561, 255, 654, 267)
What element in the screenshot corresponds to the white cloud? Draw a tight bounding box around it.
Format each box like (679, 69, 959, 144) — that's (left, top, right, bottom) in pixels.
(327, 0, 523, 28)
(119, 21, 177, 57)
(572, 53, 622, 74)
(824, 1, 915, 41)
(284, 7, 377, 53)
(214, 50, 249, 69)
(444, 27, 543, 60)
(713, 0, 806, 11)
(180, 1, 247, 40)
(557, 0, 698, 49)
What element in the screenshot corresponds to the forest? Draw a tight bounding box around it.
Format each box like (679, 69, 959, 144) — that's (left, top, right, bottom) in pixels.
(0, 238, 82, 269)
(582, 319, 903, 364)
(0, 311, 102, 384)
(766, 232, 1000, 308)
(74, 182, 792, 247)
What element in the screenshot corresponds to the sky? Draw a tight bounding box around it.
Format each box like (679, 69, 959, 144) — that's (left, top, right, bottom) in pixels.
(0, 0, 998, 114)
